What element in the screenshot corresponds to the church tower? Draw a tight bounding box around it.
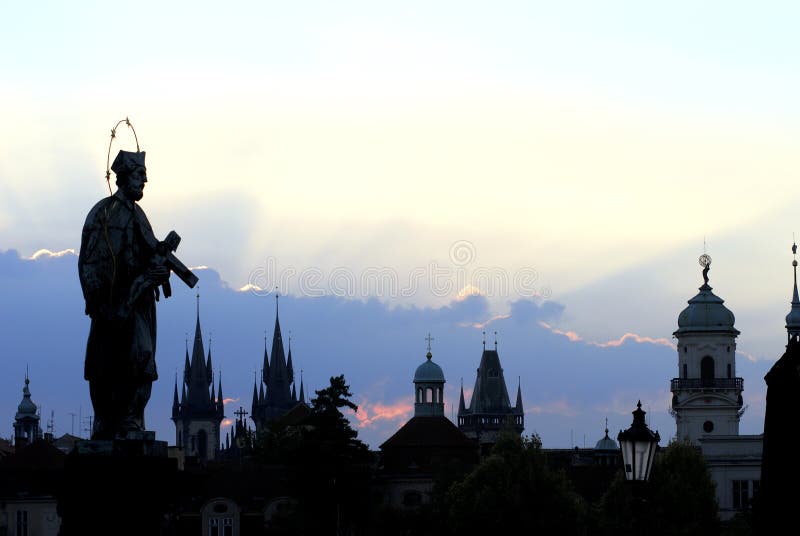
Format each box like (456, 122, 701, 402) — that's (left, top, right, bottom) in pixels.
(13, 372, 42, 447)
(458, 333, 524, 446)
(172, 294, 224, 463)
(670, 255, 744, 443)
(251, 295, 304, 432)
(414, 334, 445, 417)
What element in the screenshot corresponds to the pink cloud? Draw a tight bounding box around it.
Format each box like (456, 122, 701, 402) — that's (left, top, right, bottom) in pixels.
(538, 322, 674, 349)
(460, 314, 511, 329)
(221, 418, 234, 429)
(222, 397, 240, 405)
(526, 399, 580, 418)
(589, 333, 674, 349)
(538, 321, 582, 342)
(736, 350, 759, 363)
(353, 396, 414, 429)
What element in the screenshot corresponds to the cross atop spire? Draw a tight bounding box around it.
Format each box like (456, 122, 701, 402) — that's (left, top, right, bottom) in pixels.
(426, 333, 434, 352)
(482, 331, 486, 350)
(494, 331, 498, 350)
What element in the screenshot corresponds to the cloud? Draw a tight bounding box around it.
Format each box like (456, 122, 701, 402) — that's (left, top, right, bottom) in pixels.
(539, 321, 583, 342)
(28, 248, 76, 260)
(510, 299, 565, 324)
(538, 321, 674, 349)
(588, 333, 674, 349)
(352, 396, 414, 429)
(456, 284, 483, 301)
(222, 397, 239, 406)
(461, 314, 510, 329)
(526, 399, 580, 418)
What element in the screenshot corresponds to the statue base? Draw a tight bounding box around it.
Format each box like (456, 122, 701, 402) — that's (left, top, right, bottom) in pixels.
(57, 433, 177, 536)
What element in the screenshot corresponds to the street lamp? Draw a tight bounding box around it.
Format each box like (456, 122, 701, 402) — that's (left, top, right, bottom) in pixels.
(618, 400, 660, 482)
(618, 401, 660, 536)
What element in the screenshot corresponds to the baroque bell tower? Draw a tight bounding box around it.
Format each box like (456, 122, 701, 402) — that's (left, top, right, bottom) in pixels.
(670, 254, 744, 443)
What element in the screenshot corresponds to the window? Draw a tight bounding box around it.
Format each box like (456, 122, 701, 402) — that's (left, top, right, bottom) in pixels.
(209, 518, 219, 536)
(198, 429, 208, 460)
(16, 510, 28, 536)
(703, 420, 714, 433)
(727, 364, 732, 378)
(733, 480, 750, 510)
(682, 364, 687, 379)
(701, 356, 714, 385)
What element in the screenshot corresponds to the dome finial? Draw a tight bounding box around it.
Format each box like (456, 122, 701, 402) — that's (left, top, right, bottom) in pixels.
(425, 333, 434, 359)
(699, 252, 712, 286)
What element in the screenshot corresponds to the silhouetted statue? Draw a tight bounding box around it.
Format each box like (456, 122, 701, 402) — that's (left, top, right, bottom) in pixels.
(79, 150, 197, 440)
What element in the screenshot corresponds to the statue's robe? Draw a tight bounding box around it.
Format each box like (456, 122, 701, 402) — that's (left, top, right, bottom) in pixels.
(78, 190, 158, 436)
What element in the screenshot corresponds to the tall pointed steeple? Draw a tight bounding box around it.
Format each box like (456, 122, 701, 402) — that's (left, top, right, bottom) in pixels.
(217, 372, 224, 407)
(515, 377, 524, 412)
(251, 293, 303, 432)
(266, 293, 292, 405)
(206, 339, 214, 387)
(786, 242, 800, 342)
(286, 332, 295, 384)
(172, 372, 180, 418)
(262, 333, 270, 386)
(251, 372, 259, 416)
(183, 338, 190, 385)
(187, 292, 211, 408)
(173, 292, 224, 464)
(458, 379, 466, 412)
(299, 370, 306, 404)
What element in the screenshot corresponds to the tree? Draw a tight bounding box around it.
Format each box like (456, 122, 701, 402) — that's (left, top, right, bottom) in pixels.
(445, 430, 588, 535)
(278, 375, 372, 534)
(596, 440, 719, 536)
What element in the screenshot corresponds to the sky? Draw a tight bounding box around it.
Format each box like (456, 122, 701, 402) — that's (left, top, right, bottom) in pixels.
(1, 1, 799, 449)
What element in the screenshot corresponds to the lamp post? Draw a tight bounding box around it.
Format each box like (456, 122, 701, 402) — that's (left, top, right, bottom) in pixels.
(617, 400, 660, 535)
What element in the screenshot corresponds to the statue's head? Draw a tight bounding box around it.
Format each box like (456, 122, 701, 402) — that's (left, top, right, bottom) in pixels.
(111, 150, 147, 201)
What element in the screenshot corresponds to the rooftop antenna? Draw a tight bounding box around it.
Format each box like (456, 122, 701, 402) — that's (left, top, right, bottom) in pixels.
(494, 331, 498, 350)
(47, 410, 55, 436)
(68, 412, 76, 436)
(482, 331, 486, 350)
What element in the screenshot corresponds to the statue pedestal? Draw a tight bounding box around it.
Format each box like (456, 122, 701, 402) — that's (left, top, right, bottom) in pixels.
(58, 433, 177, 536)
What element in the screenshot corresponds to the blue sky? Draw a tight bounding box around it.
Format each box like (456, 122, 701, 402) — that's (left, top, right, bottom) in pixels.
(1, 2, 798, 448)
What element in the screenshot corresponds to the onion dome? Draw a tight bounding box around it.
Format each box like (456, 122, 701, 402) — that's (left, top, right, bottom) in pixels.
(414, 351, 445, 383)
(674, 255, 739, 336)
(15, 376, 38, 420)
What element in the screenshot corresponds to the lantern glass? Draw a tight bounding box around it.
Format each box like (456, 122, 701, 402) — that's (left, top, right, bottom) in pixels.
(618, 401, 660, 482)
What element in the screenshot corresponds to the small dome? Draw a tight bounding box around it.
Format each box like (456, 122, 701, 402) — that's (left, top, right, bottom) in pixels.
(15, 378, 38, 420)
(595, 430, 618, 451)
(675, 283, 738, 335)
(414, 352, 445, 383)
